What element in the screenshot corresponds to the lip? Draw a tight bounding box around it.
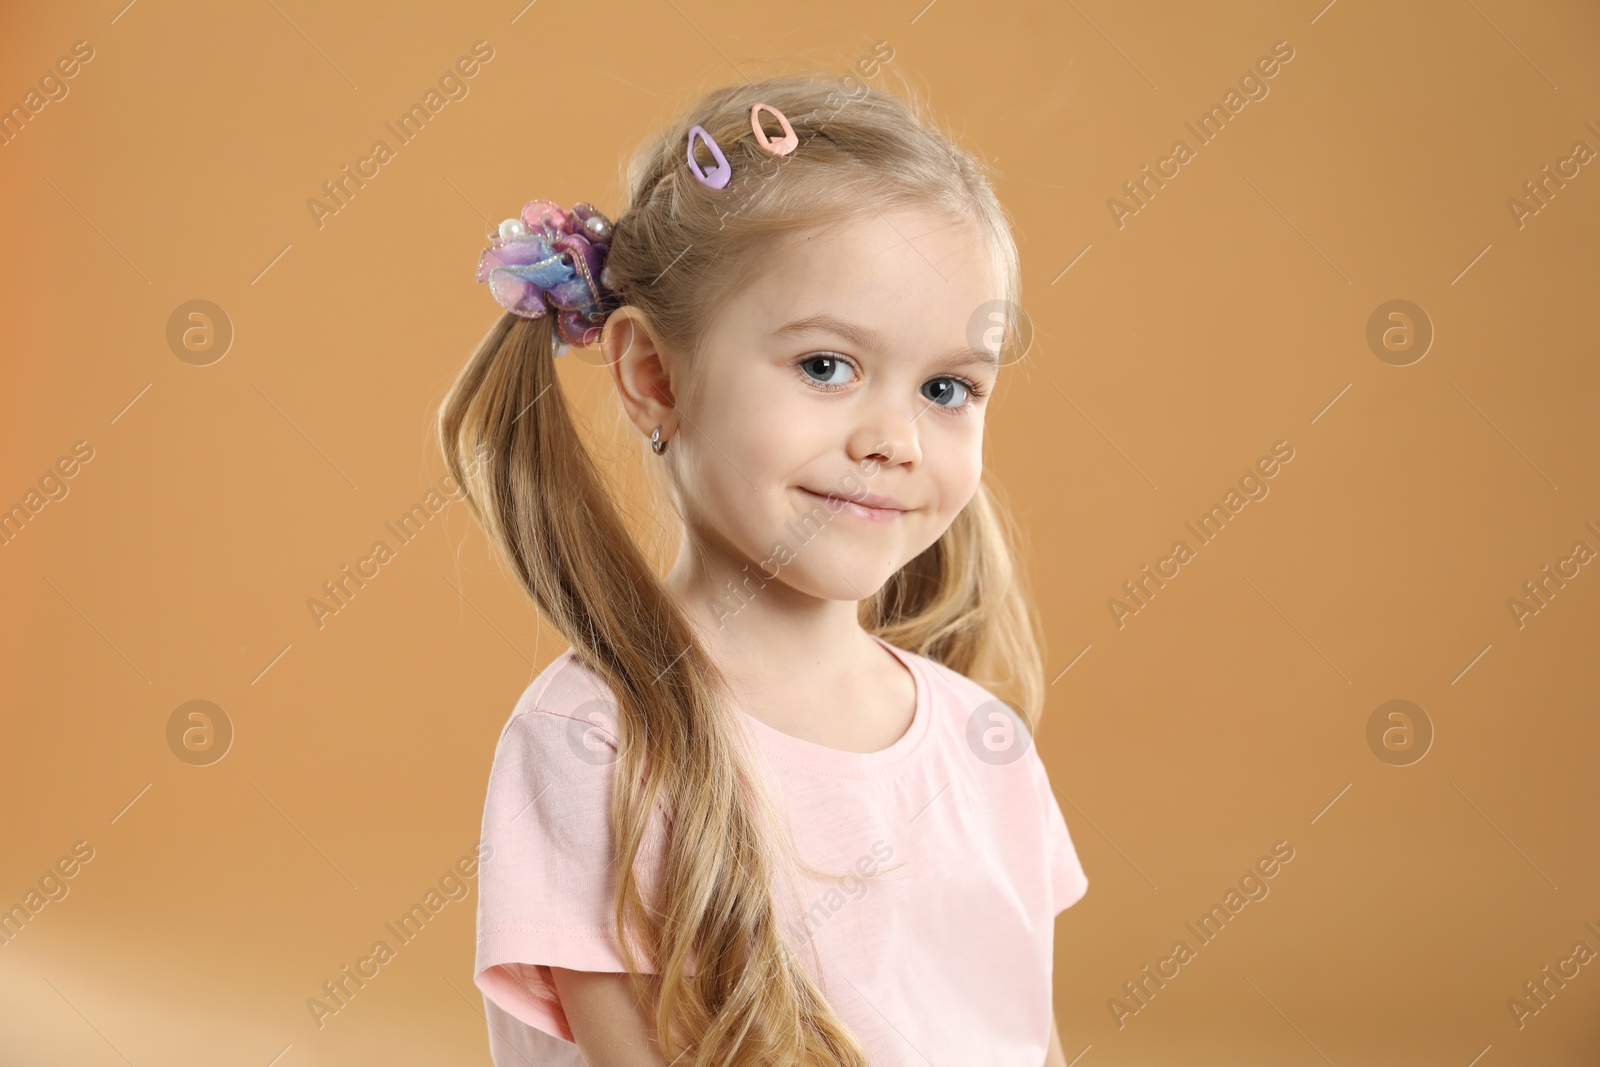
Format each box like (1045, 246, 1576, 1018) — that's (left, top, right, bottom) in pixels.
(799, 487, 912, 521)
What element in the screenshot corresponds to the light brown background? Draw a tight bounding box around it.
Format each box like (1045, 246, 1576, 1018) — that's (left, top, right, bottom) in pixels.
(3, 0, 1598, 1063)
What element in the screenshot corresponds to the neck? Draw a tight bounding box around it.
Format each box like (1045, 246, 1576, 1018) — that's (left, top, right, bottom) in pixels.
(662, 547, 877, 689)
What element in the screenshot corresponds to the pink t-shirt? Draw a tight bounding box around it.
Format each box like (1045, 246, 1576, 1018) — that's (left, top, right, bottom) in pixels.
(473, 634, 1089, 1065)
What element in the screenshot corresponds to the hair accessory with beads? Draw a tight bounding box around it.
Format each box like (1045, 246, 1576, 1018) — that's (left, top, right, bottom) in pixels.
(476, 199, 617, 353)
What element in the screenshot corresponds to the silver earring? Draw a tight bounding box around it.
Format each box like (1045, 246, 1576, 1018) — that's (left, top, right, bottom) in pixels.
(650, 426, 668, 455)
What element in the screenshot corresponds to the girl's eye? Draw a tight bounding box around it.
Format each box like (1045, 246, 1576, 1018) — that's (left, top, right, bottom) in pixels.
(923, 379, 970, 408)
(921, 375, 989, 412)
(793, 352, 989, 413)
(797, 354, 857, 388)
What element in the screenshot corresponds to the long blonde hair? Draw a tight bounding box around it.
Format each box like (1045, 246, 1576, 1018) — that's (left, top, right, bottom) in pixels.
(438, 70, 1045, 1065)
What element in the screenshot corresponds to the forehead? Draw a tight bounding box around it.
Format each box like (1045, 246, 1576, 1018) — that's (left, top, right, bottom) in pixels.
(715, 206, 1005, 354)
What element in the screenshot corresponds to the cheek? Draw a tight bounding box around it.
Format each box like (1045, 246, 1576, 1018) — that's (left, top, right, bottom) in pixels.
(713, 366, 828, 472)
(680, 369, 797, 513)
(716, 379, 799, 472)
(932, 421, 986, 513)
(947, 463, 984, 518)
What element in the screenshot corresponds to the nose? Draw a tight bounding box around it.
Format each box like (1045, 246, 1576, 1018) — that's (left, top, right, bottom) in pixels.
(847, 392, 922, 468)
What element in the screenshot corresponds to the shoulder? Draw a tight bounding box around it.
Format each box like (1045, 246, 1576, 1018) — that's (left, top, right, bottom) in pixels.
(906, 650, 1002, 712)
(899, 646, 1051, 778)
(505, 648, 624, 733)
(488, 649, 626, 777)
(901, 648, 1030, 738)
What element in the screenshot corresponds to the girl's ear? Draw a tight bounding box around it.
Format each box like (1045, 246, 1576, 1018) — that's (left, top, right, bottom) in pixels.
(601, 306, 679, 441)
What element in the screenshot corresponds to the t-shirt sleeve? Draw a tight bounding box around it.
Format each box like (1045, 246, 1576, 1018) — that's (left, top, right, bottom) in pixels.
(472, 659, 665, 1045)
(1026, 743, 1089, 915)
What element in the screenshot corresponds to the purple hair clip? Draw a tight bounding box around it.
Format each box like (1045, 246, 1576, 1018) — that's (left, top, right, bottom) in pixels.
(476, 199, 617, 353)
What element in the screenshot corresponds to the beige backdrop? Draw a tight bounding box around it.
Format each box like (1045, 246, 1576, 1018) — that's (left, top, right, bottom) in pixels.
(3, 0, 1598, 1063)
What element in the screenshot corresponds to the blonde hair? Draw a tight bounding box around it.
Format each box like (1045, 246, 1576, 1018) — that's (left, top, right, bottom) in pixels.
(438, 70, 1045, 1065)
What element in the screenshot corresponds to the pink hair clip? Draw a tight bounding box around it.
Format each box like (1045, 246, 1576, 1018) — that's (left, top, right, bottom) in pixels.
(749, 103, 797, 156)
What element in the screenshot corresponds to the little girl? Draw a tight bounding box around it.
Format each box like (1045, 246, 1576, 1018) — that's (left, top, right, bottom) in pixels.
(439, 71, 1089, 1067)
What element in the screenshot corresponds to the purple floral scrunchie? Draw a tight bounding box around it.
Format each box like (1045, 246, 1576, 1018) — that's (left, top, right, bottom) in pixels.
(476, 199, 617, 353)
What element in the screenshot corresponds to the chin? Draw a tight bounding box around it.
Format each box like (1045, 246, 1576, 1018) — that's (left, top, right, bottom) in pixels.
(782, 556, 902, 602)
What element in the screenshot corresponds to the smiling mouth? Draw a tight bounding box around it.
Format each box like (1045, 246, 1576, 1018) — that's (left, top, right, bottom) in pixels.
(798, 487, 910, 522)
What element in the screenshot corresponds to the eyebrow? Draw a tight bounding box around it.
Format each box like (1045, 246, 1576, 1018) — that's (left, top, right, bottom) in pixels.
(773, 313, 1000, 370)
